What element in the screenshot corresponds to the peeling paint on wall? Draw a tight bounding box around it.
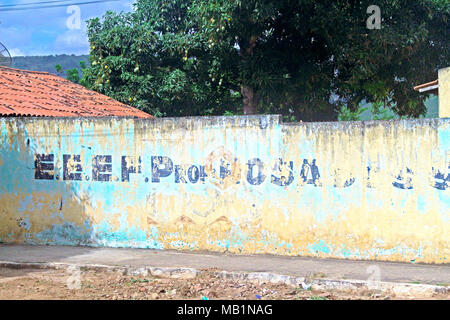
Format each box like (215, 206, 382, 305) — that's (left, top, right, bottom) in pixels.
(0, 116, 448, 263)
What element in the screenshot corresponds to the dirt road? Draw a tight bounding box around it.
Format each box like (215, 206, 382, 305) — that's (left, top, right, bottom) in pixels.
(0, 267, 447, 300)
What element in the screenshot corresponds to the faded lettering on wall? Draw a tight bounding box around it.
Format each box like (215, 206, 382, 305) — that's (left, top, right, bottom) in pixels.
(35, 152, 450, 190)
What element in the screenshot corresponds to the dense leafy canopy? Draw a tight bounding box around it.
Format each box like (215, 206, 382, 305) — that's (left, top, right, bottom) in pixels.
(83, 0, 449, 120)
(83, 1, 238, 117)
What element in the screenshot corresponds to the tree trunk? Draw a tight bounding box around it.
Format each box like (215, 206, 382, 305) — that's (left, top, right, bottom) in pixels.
(241, 84, 257, 115)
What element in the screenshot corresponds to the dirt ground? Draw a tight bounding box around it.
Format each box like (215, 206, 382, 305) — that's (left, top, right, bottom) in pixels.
(0, 267, 447, 300)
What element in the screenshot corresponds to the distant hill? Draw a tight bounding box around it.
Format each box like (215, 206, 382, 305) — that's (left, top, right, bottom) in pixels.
(11, 54, 89, 75)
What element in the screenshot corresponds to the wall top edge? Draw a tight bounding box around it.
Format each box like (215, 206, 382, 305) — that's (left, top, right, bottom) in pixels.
(0, 114, 280, 125)
(1, 114, 449, 129)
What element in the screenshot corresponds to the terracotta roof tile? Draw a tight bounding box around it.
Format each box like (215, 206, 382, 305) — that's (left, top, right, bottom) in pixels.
(0, 66, 153, 118)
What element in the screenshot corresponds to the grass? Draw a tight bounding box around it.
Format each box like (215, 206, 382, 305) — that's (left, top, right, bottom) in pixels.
(128, 278, 150, 285)
(313, 272, 327, 279)
(435, 283, 448, 287)
(82, 281, 96, 289)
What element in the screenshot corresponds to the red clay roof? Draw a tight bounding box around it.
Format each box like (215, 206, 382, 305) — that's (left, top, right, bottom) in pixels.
(0, 66, 153, 118)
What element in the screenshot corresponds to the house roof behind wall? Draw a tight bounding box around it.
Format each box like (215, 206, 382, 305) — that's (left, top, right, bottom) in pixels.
(0, 66, 153, 118)
(414, 79, 439, 95)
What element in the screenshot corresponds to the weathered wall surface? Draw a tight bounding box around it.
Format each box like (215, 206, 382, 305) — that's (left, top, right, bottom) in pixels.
(439, 67, 450, 118)
(0, 116, 448, 263)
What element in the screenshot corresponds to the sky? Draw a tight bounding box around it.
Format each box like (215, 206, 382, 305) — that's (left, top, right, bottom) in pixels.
(0, 0, 134, 56)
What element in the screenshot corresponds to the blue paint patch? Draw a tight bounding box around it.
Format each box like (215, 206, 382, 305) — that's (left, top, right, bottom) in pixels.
(34, 222, 94, 245)
(214, 239, 231, 250)
(417, 195, 427, 214)
(170, 240, 197, 250)
(340, 245, 360, 258)
(308, 240, 332, 254)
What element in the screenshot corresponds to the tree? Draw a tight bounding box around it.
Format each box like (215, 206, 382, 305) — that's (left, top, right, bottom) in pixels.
(55, 61, 88, 84)
(82, 1, 240, 117)
(55, 64, 63, 74)
(83, 0, 449, 120)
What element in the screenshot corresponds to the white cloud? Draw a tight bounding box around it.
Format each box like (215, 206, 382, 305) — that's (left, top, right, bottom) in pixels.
(8, 48, 25, 57)
(53, 29, 90, 55)
(0, 0, 134, 56)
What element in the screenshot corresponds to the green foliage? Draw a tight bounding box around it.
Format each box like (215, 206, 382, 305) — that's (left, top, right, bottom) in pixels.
(371, 101, 396, 120)
(83, 0, 449, 120)
(65, 68, 80, 83)
(338, 105, 368, 121)
(82, 1, 240, 117)
(338, 100, 396, 121)
(223, 110, 240, 116)
(309, 296, 329, 300)
(55, 61, 88, 84)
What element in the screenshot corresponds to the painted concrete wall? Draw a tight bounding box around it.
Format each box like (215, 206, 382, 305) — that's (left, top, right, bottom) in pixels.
(439, 67, 450, 118)
(0, 116, 449, 263)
